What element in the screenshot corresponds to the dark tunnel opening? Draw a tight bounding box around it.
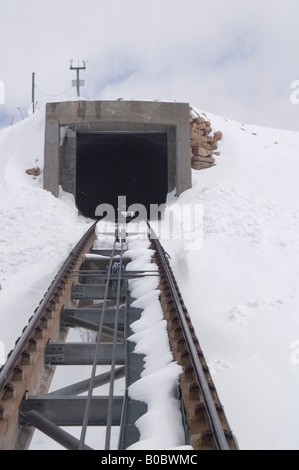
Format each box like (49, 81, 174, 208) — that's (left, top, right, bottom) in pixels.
(76, 132, 168, 219)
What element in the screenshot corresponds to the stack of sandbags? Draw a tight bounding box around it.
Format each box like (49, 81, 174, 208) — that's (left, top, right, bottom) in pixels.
(189, 107, 223, 171)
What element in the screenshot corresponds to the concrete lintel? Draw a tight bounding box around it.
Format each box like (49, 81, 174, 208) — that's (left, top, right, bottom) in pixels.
(46, 100, 189, 126)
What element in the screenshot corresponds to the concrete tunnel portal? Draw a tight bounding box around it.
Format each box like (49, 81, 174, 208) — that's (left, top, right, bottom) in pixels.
(76, 131, 168, 219)
(43, 101, 192, 219)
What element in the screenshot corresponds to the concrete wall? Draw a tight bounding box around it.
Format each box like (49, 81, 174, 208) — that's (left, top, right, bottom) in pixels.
(44, 100, 191, 199)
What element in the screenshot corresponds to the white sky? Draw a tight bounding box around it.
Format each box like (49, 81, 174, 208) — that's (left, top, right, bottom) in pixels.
(0, 0, 299, 130)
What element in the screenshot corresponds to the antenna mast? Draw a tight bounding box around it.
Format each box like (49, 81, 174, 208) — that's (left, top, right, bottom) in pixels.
(70, 60, 87, 97)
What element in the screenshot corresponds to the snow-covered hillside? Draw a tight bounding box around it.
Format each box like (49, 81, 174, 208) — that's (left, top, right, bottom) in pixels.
(0, 109, 93, 354)
(163, 107, 299, 450)
(0, 103, 299, 450)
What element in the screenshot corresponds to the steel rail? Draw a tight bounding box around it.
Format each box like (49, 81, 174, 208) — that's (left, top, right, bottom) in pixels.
(0, 221, 98, 397)
(105, 239, 125, 450)
(149, 225, 231, 451)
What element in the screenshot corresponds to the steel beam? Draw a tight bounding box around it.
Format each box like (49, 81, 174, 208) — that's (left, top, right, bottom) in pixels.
(90, 249, 123, 256)
(71, 284, 126, 300)
(75, 270, 159, 279)
(61, 307, 125, 328)
(71, 284, 106, 300)
(45, 343, 125, 365)
(20, 396, 124, 426)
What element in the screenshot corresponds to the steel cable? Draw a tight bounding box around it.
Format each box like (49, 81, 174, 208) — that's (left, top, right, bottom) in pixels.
(105, 239, 124, 450)
(78, 238, 117, 450)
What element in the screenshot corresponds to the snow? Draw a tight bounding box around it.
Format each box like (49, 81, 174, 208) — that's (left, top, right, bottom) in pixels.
(0, 102, 299, 450)
(124, 238, 187, 450)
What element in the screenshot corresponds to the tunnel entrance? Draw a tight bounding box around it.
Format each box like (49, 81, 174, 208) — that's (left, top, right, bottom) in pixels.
(76, 132, 168, 219)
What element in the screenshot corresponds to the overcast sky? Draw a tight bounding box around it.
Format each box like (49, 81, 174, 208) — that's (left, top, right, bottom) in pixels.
(0, 0, 299, 130)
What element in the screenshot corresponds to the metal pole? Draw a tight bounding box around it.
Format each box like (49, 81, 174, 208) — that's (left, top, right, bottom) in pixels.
(32, 72, 35, 113)
(17, 107, 24, 120)
(76, 69, 80, 97)
(70, 60, 86, 98)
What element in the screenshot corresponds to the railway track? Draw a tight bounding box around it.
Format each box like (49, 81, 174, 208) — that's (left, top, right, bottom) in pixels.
(0, 218, 237, 451)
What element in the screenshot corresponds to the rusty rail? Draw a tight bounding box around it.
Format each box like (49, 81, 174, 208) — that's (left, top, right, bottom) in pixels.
(149, 226, 238, 450)
(0, 221, 97, 397)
